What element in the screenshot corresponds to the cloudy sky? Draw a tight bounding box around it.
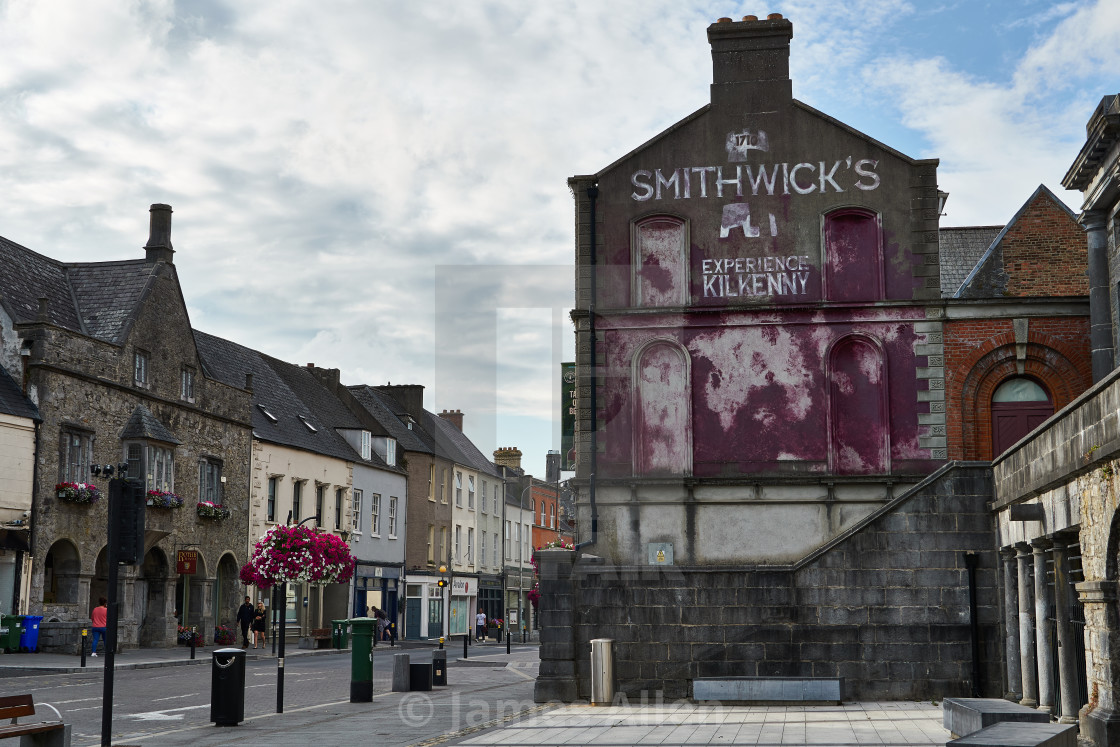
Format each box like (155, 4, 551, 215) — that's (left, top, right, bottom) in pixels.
(1, 0, 1117, 478)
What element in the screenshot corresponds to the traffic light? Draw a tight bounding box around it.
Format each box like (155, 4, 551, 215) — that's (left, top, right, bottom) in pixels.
(437, 579, 446, 588)
(111, 477, 146, 565)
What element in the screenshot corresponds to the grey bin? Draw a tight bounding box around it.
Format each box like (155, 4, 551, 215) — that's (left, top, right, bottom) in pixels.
(211, 647, 247, 725)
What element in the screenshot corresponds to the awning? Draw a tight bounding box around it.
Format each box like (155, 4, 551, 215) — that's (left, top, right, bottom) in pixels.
(0, 528, 30, 552)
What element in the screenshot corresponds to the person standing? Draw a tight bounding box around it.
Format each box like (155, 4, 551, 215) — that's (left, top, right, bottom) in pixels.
(236, 596, 255, 648)
(475, 608, 487, 643)
(90, 597, 108, 657)
(252, 602, 267, 649)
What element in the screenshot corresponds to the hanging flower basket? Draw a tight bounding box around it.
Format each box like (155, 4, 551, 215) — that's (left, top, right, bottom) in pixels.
(239, 524, 355, 590)
(196, 501, 231, 520)
(147, 490, 184, 508)
(55, 482, 101, 504)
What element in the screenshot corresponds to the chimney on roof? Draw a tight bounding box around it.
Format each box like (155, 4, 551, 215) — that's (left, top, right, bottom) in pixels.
(376, 384, 425, 425)
(707, 13, 792, 109)
(144, 204, 175, 264)
(438, 409, 463, 431)
(493, 446, 523, 471)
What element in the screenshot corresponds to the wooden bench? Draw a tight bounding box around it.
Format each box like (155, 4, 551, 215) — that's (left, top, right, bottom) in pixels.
(0, 694, 71, 747)
(942, 698, 1051, 738)
(947, 721, 1077, 746)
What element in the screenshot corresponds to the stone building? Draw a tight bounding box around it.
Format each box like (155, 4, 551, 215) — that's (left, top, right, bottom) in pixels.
(0, 204, 253, 650)
(983, 93, 1120, 747)
(0, 363, 38, 615)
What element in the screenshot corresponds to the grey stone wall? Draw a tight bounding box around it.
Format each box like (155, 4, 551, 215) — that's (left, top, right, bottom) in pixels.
(536, 463, 1000, 702)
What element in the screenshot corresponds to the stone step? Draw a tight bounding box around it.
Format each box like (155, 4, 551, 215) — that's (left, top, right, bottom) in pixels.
(692, 676, 842, 704)
(947, 721, 1077, 747)
(942, 697, 1052, 738)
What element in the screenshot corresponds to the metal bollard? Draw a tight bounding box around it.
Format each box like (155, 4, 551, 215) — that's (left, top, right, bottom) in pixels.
(80, 628, 87, 668)
(463, 633, 468, 659)
(391, 653, 410, 691)
(590, 638, 615, 706)
(390, 623, 395, 647)
(190, 627, 197, 660)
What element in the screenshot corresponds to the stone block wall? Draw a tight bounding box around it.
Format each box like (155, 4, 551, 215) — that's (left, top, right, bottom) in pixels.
(536, 463, 1000, 702)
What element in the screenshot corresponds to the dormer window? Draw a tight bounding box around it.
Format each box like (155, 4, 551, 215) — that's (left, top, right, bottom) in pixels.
(299, 415, 318, 433)
(361, 430, 371, 461)
(258, 405, 278, 423)
(385, 438, 397, 466)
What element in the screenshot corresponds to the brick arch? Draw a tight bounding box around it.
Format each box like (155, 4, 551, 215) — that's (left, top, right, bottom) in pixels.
(958, 342, 1087, 461)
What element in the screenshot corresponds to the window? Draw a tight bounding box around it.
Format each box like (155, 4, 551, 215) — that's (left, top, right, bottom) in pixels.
(524, 523, 531, 561)
(455, 471, 462, 506)
(455, 525, 461, 562)
(480, 531, 486, 568)
(298, 415, 318, 433)
(360, 431, 371, 461)
(550, 503, 556, 529)
(385, 438, 396, 466)
(267, 477, 278, 522)
(493, 533, 499, 567)
(352, 490, 363, 533)
(58, 428, 93, 483)
(468, 476, 475, 509)
(540, 502, 546, 527)
(335, 488, 344, 530)
(315, 484, 325, 525)
(292, 481, 303, 521)
(824, 208, 882, 302)
(505, 521, 511, 560)
(467, 528, 474, 563)
(481, 481, 487, 514)
(514, 523, 520, 561)
(134, 350, 149, 387)
(198, 458, 221, 503)
(371, 493, 381, 536)
(388, 496, 398, 538)
(428, 464, 435, 501)
(180, 368, 195, 402)
(438, 527, 446, 564)
(439, 468, 446, 503)
(427, 525, 434, 564)
(258, 404, 278, 423)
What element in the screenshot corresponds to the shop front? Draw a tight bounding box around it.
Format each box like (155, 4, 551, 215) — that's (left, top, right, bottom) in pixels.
(450, 577, 477, 637)
(352, 564, 401, 632)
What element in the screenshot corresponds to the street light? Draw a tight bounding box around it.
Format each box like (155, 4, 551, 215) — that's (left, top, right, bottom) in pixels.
(277, 512, 319, 714)
(437, 563, 448, 649)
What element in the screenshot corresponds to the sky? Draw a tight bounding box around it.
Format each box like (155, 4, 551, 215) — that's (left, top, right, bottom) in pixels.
(1, 0, 1117, 479)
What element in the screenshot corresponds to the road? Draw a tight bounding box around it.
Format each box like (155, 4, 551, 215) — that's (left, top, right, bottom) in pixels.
(1, 644, 542, 747)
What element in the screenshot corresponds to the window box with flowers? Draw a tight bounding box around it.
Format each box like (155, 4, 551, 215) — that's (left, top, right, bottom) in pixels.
(147, 490, 184, 509)
(197, 501, 231, 521)
(55, 482, 102, 504)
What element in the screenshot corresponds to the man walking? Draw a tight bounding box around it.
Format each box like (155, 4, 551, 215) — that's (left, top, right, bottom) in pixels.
(475, 608, 487, 643)
(236, 595, 255, 648)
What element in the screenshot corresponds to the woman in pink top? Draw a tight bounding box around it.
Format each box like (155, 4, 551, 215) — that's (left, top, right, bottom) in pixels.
(90, 597, 107, 656)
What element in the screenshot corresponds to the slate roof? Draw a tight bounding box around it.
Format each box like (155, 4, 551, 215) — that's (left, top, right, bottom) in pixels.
(347, 385, 434, 454)
(193, 330, 371, 465)
(0, 234, 158, 344)
(119, 404, 182, 444)
(0, 364, 39, 421)
(425, 410, 502, 478)
(939, 226, 1003, 297)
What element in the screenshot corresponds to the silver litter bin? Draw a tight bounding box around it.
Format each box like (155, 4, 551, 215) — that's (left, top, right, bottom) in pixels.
(590, 638, 615, 706)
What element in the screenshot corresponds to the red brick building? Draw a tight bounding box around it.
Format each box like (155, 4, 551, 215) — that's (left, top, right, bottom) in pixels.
(942, 185, 1092, 460)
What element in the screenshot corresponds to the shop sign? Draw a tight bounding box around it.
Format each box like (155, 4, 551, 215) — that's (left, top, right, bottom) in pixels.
(176, 549, 198, 575)
(451, 578, 472, 595)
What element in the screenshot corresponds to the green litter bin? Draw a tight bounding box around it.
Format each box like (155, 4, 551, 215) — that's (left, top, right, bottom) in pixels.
(331, 619, 350, 649)
(0, 614, 23, 653)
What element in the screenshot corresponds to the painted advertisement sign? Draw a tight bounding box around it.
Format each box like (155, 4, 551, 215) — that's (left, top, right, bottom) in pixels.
(561, 362, 576, 471)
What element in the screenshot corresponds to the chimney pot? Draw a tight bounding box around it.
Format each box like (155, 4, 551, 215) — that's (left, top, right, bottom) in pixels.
(717, 16, 732, 22)
(743, 15, 758, 21)
(767, 12, 783, 19)
(143, 204, 175, 264)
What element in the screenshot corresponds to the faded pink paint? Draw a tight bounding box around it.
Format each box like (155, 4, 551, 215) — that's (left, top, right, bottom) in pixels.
(635, 218, 687, 306)
(635, 341, 690, 474)
(829, 336, 888, 474)
(824, 210, 881, 302)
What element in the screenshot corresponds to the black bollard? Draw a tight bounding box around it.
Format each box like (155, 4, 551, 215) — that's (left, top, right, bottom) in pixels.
(463, 633, 468, 660)
(190, 627, 196, 660)
(80, 628, 87, 668)
(506, 628, 511, 654)
(390, 623, 395, 647)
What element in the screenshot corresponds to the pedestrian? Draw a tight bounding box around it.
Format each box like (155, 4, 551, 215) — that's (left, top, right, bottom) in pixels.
(475, 608, 487, 642)
(252, 601, 267, 649)
(236, 595, 255, 648)
(377, 608, 390, 641)
(90, 597, 107, 657)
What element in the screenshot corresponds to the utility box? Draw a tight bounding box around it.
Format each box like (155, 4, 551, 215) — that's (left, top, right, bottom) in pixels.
(210, 648, 246, 725)
(432, 649, 447, 686)
(349, 617, 375, 702)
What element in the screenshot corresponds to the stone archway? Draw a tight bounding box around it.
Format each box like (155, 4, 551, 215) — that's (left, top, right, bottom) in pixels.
(138, 548, 174, 646)
(175, 553, 212, 639)
(43, 539, 82, 607)
(213, 553, 241, 629)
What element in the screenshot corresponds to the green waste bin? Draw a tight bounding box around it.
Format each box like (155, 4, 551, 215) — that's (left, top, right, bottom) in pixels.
(0, 614, 23, 653)
(331, 619, 350, 649)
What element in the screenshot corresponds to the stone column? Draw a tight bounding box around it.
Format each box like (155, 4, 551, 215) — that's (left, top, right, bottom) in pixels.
(1033, 539, 1055, 713)
(1077, 580, 1120, 747)
(1003, 548, 1023, 700)
(534, 548, 580, 703)
(1083, 211, 1114, 381)
(1017, 543, 1039, 707)
(1052, 539, 1079, 724)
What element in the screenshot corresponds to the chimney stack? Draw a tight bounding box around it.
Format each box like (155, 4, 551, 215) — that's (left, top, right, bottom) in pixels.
(144, 204, 175, 264)
(493, 446, 523, 471)
(375, 384, 426, 425)
(707, 14, 793, 109)
(438, 409, 464, 431)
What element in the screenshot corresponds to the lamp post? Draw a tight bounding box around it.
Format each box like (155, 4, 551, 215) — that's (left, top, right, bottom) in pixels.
(277, 512, 319, 714)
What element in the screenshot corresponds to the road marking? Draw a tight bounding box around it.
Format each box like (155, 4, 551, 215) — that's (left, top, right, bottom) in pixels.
(153, 692, 198, 701)
(64, 706, 104, 712)
(122, 704, 210, 721)
(52, 698, 101, 705)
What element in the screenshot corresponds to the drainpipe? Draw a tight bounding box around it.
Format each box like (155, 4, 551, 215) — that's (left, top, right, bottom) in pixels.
(575, 186, 599, 551)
